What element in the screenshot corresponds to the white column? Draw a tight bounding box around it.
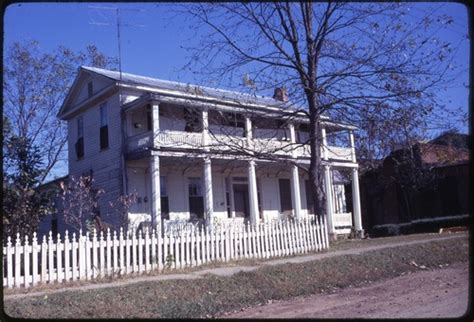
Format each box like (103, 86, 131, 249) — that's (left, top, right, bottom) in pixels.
(202, 108, 209, 149)
(245, 116, 253, 152)
(203, 157, 214, 225)
(151, 102, 160, 145)
(150, 102, 161, 226)
(288, 122, 302, 220)
(288, 122, 297, 158)
(349, 130, 356, 163)
(248, 160, 259, 225)
(321, 127, 328, 160)
(351, 168, 363, 237)
(245, 117, 252, 141)
(324, 165, 335, 235)
(290, 165, 302, 220)
(150, 154, 161, 227)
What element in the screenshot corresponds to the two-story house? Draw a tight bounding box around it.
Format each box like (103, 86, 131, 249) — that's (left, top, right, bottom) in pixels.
(57, 66, 363, 237)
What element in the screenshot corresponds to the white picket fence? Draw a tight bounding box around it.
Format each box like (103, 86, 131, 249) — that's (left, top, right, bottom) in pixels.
(3, 217, 329, 289)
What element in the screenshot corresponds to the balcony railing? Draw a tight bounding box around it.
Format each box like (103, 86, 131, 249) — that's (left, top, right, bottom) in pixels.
(126, 130, 354, 162)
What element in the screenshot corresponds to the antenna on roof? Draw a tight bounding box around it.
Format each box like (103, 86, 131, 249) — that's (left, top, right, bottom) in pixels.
(88, 6, 145, 102)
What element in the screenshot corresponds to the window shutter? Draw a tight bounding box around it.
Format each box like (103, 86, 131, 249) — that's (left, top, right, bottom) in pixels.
(75, 137, 84, 159)
(100, 125, 109, 149)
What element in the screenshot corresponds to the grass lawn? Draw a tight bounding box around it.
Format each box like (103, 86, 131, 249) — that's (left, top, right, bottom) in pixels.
(3, 233, 468, 319)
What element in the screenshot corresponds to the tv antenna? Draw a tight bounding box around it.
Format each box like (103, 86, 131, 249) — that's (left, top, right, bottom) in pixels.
(88, 6, 145, 84)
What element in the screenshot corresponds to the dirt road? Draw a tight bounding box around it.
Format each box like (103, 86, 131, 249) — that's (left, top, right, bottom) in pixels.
(223, 262, 469, 319)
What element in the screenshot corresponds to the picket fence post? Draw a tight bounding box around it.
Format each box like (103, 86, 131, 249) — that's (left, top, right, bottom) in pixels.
(65, 231, 71, 282)
(23, 235, 30, 288)
(198, 226, 203, 266)
(99, 231, 105, 277)
(32, 232, 38, 287)
(157, 226, 163, 271)
(138, 230, 144, 274)
(111, 230, 117, 275)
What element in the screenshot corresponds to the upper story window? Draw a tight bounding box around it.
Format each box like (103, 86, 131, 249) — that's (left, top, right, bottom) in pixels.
(100, 102, 109, 150)
(146, 104, 152, 131)
(75, 116, 84, 159)
(209, 110, 245, 137)
(184, 108, 202, 133)
(87, 81, 93, 98)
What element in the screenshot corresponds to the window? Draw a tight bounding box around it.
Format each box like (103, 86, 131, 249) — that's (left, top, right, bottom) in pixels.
(184, 108, 202, 133)
(146, 105, 152, 131)
(160, 176, 169, 220)
(51, 213, 58, 238)
(188, 177, 204, 219)
(188, 177, 202, 196)
(87, 81, 93, 98)
(100, 103, 109, 149)
(75, 116, 84, 159)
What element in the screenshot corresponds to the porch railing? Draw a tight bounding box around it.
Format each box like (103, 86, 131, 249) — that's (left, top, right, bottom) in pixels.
(125, 130, 353, 161)
(3, 218, 329, 289)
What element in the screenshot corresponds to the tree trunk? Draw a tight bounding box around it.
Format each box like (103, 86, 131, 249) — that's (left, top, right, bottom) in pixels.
(308, 107, 327, 220)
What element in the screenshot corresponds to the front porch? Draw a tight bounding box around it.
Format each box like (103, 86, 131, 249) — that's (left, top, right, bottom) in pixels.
(125, 155, 363, 237)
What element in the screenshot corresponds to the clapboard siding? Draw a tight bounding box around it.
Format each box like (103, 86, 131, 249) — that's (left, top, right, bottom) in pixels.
(67, 91, 140, 228)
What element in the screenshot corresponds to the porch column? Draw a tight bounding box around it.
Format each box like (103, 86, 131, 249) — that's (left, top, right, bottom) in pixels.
(288, 122, 302, 220)
(245, 116, 254, 153)
(321, 127, 328, 160)
(203, 157, 214, 225)
(351, 168, 364, 237)
(290, 165, 302, 220)
(150, 102, 161, 227)
(324, 165, 335, 235)
(150, 154, 161, 227)
(202, 108, 209, 149)
(248, 160, 259, 225)
(349, 130, 356, 163)
(151, 102, 160, 145)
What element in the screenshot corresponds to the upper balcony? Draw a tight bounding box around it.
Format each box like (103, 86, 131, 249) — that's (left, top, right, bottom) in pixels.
(124, 101, 355, 162)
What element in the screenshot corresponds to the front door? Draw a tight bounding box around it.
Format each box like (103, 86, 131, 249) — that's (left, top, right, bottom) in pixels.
(233, 184, 249, 218)
(279, 178, 292, 216)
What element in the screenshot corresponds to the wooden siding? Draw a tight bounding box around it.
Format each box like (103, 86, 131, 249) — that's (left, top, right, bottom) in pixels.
(67, 92, 125, 227)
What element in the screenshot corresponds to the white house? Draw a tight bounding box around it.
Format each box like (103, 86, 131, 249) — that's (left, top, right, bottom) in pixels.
(57, 66, 363, 238)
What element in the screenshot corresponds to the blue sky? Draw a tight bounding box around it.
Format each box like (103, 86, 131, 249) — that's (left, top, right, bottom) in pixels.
(4, 2, 470, 179)
(5, 3, 469, 95)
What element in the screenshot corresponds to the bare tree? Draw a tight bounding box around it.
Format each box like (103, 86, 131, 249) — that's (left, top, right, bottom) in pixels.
(59, 175, 105, 232)
(176, 2, 462, 217)
(108, 193, 138, 232)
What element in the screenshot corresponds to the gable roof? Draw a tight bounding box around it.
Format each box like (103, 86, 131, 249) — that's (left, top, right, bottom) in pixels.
(57, 66, 360, 130)
(80, 66, 301, 110)
(57, 67, 116, 119)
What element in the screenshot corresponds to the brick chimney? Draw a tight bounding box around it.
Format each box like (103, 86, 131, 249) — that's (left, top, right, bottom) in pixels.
(273, 87, 288, 102)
